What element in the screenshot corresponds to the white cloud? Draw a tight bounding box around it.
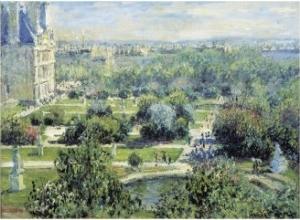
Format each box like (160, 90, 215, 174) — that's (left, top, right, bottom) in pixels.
(48, 1, 300, 41)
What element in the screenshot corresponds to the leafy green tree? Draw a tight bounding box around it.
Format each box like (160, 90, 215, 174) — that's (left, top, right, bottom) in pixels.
(98, 90, 110, 100)
(26, 142, 141, 218)
(29, 111, 43, 126)
(84, 116, 120, 144)
(136, 94, 158, 121)
(64, 117, 86, 145)
(43, 107, 65, 126)
(155, 158, 299, 218)
(68, 90, 79, 99)
(213, 106, 272, 159)
(1, 118, 31, 145)
(87, 100, 112, 119)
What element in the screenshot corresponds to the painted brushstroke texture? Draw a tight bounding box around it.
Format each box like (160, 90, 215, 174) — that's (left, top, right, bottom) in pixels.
(47, 1, 299, 41)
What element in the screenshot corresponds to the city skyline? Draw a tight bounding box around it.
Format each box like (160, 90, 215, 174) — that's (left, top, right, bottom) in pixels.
(47, 1, 299, 42)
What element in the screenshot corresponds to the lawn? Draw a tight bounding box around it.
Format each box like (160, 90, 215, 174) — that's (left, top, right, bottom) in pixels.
(194, 111, 210, 122)
(1, 105, 26, 119)
(1, 168, 59, 208)
(194, 98, 216, 105)
(113, 147, 183, 162)
(1, 147, 67, 162)
(38, 105, 86, 114)
(55, 98, 83, 104)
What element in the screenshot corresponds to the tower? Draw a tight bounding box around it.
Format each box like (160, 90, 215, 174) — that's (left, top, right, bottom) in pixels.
(1, 2, 55, 106)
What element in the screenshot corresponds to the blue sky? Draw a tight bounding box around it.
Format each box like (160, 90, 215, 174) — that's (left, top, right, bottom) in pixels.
(47, 1, 299, 42)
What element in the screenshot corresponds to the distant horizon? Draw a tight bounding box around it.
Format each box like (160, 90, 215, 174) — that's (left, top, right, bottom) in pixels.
(47, 1, 299, 42)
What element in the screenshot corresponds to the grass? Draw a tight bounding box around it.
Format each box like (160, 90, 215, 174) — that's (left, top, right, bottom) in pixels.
(1, 147, 66, 162)
(190, 122, 204, 129)
(1, 105, 26, 119)
(1, 168, 59, 208)
(39, 105, 86, 113)
(113, 148, 183, 162)
(194, 98, 216, 105)
(112, 166, 175, 178)
(281, 168, 299, 185)
(55, 98, 83, 104)
(194, 111, 210, 121)
(130, 210, 156, 218)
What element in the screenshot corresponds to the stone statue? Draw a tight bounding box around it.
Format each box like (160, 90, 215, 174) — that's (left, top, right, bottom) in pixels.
(111, 144, 117, 157)
(9, 146, 25, 191)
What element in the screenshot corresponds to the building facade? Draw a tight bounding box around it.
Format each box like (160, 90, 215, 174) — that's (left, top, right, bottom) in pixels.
(1, 2, 55, 106)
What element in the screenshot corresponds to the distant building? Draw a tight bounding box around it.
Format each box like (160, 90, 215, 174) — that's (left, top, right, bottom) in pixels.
(1, 2, 55, 106)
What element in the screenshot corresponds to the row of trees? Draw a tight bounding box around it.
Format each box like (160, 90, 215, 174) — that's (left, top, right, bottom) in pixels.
(56, 46, 298, 102)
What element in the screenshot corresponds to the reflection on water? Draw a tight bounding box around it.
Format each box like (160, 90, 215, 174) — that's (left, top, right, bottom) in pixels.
(262, 51, 299, 61)
(124, 177, 183, 207)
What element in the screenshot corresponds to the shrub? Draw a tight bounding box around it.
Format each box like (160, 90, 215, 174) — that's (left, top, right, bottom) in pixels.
(128, 152, 143, 168)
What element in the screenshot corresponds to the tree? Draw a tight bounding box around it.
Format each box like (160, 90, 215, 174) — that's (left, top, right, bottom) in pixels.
(136, 94, 158, 121)
(213, 106, 272, 160)
(155, 158, 299, 218)
(43, 107, 65, 126)
(87, 100, 112, 119)
(1, 118, 31, 145)
(26, 142, 141, 218)
(68, 90, 79, 99)
(128, 152, 143, 168)
(84, 116, 120, 144)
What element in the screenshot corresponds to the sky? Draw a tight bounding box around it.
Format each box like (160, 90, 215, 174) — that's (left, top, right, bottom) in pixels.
(47, 1, 300, 42)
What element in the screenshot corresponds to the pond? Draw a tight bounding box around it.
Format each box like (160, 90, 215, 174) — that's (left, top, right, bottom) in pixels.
(124, 177, 184, 208)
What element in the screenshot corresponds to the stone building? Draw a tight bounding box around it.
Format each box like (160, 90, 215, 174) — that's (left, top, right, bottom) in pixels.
(1, 2, 55, 106)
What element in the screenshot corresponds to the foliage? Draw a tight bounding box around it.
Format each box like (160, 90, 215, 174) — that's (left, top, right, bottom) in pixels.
(64, 117, 86, 145)
(68, 90, 80, 99)
(148, 102, 175, 131)
(43, 107, 65, 126)
(84, 116, 120, 144)
(86, 100, 112, 119)
(155, 158, 299, 218)
(136, 94, 158, 121)
(128, 152, 143, 168)
(98, 90, 110, 100)
(24, 125, 39, 145)
(118, 88, 131, 99)
(213, 105, 272, 160)
(25, 142, 141, 218)
(267, 103, 299, 162)
(1, 118, 31, 145)
(29, 111, 43, 125)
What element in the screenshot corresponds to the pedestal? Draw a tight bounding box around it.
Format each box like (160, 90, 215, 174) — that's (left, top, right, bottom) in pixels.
(9, 169, 26, 191)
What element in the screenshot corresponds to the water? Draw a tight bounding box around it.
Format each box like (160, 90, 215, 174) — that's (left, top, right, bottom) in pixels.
(124, 177, 182, 207)
(262, 51, 299, 61)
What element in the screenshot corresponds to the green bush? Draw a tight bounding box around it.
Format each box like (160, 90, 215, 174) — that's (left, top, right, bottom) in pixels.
(128, 152, 143, 168)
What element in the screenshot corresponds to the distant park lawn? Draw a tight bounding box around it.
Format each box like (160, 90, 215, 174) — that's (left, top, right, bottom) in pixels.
(1, 146, 183, 164)
(113, 147, 183, 162)
(55, 98, 84, 104)
(1, 147, 67, 162)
